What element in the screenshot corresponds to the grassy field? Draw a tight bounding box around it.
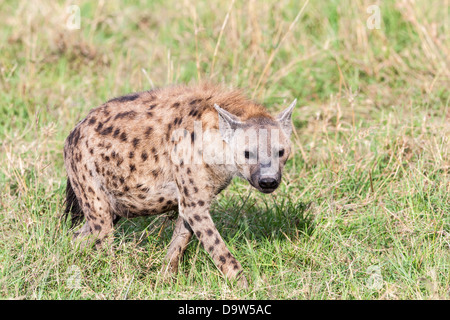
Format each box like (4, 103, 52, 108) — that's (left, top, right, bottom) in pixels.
(0, 0, 449, 299)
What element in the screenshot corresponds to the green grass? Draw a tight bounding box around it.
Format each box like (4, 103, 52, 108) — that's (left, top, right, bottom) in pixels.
(0, 0, 449, 299)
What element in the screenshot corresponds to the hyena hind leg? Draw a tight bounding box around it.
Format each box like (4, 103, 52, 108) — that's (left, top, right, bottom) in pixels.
(67, 181, 118, 250)
(73, 221, 91, 239)
(71, 210, 121, 242)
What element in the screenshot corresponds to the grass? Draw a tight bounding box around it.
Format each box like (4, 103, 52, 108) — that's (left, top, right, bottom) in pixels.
(0, 0, 449, 299)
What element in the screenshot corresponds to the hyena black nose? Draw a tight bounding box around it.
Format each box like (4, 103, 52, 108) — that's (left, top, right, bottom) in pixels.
(258, 177, 278, 189)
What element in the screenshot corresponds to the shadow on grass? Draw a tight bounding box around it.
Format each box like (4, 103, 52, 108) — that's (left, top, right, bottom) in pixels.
(114, 195, 314, 248)
(213, 195, 314, 242)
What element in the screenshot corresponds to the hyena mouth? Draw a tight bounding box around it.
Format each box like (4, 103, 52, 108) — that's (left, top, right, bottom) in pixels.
(259, 185, 279, 194)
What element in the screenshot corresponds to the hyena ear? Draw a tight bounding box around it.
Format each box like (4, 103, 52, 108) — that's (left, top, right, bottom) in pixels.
(214, 104, 243, 144)
(277, 99, 296, 138)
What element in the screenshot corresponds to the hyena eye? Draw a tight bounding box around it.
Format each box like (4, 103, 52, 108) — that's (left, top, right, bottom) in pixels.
(244, 151, 255, 159)
(278, 149, 285, 157)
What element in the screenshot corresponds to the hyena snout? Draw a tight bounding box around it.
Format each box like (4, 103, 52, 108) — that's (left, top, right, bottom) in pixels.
(251, 167, 281, 193)
(258, 177, 279, 190)
(257, 160, 282, 192)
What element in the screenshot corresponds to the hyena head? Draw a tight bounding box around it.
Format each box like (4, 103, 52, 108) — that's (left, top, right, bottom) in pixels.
(214, 100, 296, 194)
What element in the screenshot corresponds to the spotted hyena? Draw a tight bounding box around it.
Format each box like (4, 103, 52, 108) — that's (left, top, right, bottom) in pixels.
(63, 83, 295, 287)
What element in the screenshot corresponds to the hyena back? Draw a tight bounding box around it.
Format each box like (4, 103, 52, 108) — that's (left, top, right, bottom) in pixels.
(63, 83, 295, 287)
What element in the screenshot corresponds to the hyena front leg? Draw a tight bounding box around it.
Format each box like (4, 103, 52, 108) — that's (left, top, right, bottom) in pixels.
(174, 170, 248, 287)
(163, 216, 193, 275)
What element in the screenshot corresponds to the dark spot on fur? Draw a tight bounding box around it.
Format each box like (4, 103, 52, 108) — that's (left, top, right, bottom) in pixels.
(67, 127, 81, 147)
(129, 151, 134, 159)
(198, 200, 205, 206)
(108, 93, 139, 103)
(172, 102, 180, 108)
(120, 132, 127, 142)
(101, 125, 113, 135)
(94, 224, 102, 231)
(132, 138, 140, 148)
(141, 151, 148, 161)
(102, 105, 110, 116)
(88, 117, 96, 125)
(158, 197, 164, 203)
(130, 164, 136, 172)
(189, 98, 202, 105)
(113, 128, 120, 138)
(95, 122, 104, 132)
(145, 126, 153, 137)
(188, 109, 199, 117)
(219, 255, 226, 264)
(194, 215, 201, 222)
(206, 229, 213, 236)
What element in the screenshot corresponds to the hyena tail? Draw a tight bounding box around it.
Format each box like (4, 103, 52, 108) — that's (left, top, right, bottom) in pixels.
(63, 178, 84, 227)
